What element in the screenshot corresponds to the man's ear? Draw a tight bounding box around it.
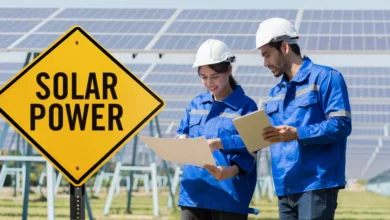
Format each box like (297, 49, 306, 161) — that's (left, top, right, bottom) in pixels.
(281, 41, 290, 55)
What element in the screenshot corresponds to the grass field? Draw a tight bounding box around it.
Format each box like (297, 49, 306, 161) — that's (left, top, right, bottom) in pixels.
(0, 187, 389, 220)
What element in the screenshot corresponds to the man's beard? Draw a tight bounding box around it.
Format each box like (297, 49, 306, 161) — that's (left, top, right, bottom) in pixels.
(273, 55, 286, 78)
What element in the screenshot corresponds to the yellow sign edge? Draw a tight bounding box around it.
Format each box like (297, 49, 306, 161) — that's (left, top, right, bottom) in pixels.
(0, 26, 166, 186)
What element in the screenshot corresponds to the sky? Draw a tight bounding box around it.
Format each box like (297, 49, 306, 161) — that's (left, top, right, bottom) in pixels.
(1, 0, 390, 10)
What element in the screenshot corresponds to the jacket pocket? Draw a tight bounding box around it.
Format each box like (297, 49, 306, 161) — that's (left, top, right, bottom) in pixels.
(189, 116, 202, 137)
(220, 117, 238, 134)
(265, 101, 281, 125)
(294, 93, 322, 125)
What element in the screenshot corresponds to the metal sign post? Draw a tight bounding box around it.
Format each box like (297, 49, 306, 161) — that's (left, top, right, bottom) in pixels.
(70, 184, 85, 220)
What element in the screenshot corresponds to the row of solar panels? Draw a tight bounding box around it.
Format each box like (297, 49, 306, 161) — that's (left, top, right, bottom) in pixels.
(2, 8, 390, 51)
(1, 66, 390, 96)
(4, 20, 390, 35)
(1, 71, 390, 86)
(2, 34, 390, 51)
(2, 8, 390, 20)
(368, 169, 390, 183)
(0, 113, 387, 180)
(161, 102, 389, 115)
(4, 62, 390, 75)
(157, 110, 389, 125)
(4, 62, 390, 74)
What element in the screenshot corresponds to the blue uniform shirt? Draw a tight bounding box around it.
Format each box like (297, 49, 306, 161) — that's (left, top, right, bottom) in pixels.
(176, 85, 259, 215)
(265, 56, 352, 196)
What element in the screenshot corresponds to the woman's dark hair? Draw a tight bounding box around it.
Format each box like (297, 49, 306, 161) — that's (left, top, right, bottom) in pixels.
(268, 41, 301, 56)
(198, 61, 238, 88)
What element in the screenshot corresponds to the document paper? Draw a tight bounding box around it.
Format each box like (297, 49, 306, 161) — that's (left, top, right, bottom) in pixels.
(139, 135, 215, 167)
(232, 109, 273, 152)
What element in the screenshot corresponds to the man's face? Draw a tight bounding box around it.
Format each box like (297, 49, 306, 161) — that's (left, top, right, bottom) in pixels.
(260, 44, 286, 78)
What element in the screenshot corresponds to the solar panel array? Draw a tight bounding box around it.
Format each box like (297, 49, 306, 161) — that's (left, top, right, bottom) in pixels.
(1, 8, 390, 52)
(0, 7, 389, 181)
(0, 60, 389, 179)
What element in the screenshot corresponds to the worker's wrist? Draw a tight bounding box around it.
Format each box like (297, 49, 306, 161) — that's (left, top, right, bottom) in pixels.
(292, 127, 300, 140)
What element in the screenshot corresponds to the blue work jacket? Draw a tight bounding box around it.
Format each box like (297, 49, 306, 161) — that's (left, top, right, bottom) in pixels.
(265, 56, 352, 196)
(176, 85, 259, 215)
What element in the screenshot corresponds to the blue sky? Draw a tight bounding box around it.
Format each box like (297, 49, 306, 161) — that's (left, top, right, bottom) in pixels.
(1, 0, 390, 9)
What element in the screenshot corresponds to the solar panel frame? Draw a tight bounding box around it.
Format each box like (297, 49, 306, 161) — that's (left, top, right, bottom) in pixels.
(0, 20, 42, 33)
(0, 34, 23, 48)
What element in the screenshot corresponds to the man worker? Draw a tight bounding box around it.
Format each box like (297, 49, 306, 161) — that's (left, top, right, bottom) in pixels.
(254, 17, 352, 220)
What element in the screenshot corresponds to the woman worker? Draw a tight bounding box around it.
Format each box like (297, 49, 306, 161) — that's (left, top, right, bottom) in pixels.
(176, 39, 259, 220)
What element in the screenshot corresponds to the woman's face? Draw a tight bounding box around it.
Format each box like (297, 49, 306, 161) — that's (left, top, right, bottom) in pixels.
(199, 65, 231, 97)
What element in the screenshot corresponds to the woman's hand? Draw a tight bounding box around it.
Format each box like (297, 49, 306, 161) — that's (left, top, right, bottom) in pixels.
(207, 138, 223, 152)
(203, 164, 239, 181)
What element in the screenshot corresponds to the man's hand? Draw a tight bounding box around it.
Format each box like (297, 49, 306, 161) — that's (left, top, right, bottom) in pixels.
(207, 138, 223, 152)
(203, 164, 239, 181)
(262, 125, 299, 143)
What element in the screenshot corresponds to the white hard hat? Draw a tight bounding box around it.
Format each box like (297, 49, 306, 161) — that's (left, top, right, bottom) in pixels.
(254, 17, 299, 50)
(192, 39, 235, 68)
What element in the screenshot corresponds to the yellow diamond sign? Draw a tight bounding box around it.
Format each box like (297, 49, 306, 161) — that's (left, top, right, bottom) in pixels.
(0, 26, 165, 186)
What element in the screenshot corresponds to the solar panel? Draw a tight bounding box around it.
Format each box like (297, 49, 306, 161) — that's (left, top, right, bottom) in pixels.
(302, 10, 390, 21)
(0, 62, 24, 71)
(337, 67, 390, 75)
(139, 122, 174, 134)
(145, 74, 200, 84)
(383, 139, 390, 146)
(164, 100, 190, 109)
(37, 21, 165, 34)
(152, 35, 254, 50)
(299, 36, 389, 51)
(166, 21, 259, 34)
(158, 111, 184, 120)
(0, 8, 57, 19)
(352, 127, 384, 136)
(235, 75, 279, 85)
(236, 66, 270, 74)
(0, 21, 41, 33)
(152, 64, 195, 73)
(124, 64, 150, 75)
(13, 34, 58, 49)
(347, 146, 377, 152)
(348, 87, 390, 98)
(177, 9, 297, 21)
(149, 84, 206, 96)
(348, 139, 379, 146)
(345, 77, 390, 86)
(0, 34, 22, 48)
(353, 115, 390, 124)
(0, 73, 15, 82)
(351, 103, 390, 111)
(299, 21, 390, 35)
(365, 159, 390, 178)
(55, 8, 176, 19)
(14, 34, 153, 50)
